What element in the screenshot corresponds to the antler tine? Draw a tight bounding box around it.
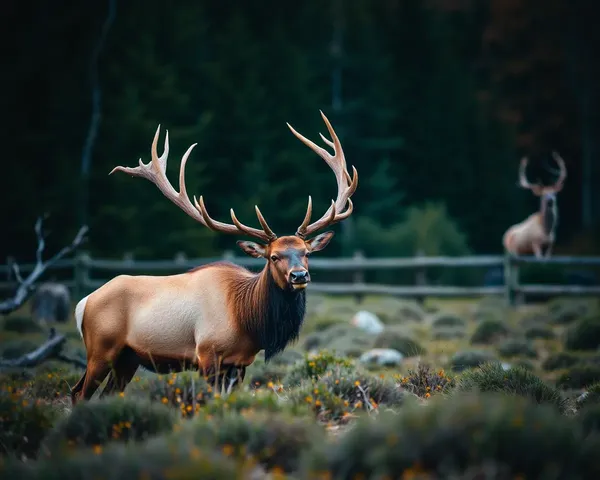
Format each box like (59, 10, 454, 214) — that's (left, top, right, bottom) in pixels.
(295, 196, 313, 238)
(111, 125, 277, 243)
(549, 151, 567, 191)
(288, 111, 358, 238)
(518, 157, 532, 189)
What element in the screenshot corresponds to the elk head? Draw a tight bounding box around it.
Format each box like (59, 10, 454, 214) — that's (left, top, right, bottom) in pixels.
(110, 111, 358, 292)
(518, 151, 567, 235)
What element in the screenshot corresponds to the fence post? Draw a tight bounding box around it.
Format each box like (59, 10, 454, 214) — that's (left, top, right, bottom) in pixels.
(503, 253, 521, 307)
(503, 252, 512, 306)
(74, 251, 91, 300)
(352, 250, 365, 304)
(414, 249, 427, 286)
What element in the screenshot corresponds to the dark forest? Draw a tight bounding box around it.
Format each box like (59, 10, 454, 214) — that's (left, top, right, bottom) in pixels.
(2, 0, 599, 261)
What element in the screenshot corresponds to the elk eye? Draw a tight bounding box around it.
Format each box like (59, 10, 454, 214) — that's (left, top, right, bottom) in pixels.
(270, 255, 279, 262)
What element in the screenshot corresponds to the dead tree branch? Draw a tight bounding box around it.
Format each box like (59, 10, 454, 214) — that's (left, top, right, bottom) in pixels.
(0, 328, 65, 369)
(0, 218, 88, 316)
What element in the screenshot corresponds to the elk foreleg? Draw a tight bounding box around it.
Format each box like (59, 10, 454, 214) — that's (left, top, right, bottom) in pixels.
(544, 242, 554, 259)
(532, 243, 543, 259)
(223, 365, 246, 394)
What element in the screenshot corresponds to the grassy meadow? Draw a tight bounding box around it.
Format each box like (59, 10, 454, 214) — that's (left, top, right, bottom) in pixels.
(1, 293, 600, 479)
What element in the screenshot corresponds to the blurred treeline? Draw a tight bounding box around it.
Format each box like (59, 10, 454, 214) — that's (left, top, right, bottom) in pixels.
(2, 0, 599, 262)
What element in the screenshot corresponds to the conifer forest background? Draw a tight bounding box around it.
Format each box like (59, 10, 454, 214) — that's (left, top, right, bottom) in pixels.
(2, 0, 600, 262)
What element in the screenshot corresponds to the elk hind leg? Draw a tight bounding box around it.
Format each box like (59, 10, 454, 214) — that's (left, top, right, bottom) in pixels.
(71, 370, 87, 406)
(76, 358, 111, 401)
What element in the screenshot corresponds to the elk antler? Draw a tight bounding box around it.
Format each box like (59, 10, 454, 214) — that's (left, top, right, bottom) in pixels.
(287, 111, 358, 238)
(518, 152, 567, 196)
(518, 157, 541, 192)
(110, 126, 277, 243)
(546, 151, 567, 193)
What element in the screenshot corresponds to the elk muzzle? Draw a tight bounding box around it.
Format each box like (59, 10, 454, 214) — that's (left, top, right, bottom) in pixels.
(289, 269, 310, 289)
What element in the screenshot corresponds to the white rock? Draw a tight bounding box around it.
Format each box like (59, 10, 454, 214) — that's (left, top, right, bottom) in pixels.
(351, 310, 384, 334)
(359, 348, 404, 367)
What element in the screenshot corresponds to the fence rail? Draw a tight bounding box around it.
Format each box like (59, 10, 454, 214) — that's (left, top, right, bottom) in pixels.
(2, 251, 600, 306)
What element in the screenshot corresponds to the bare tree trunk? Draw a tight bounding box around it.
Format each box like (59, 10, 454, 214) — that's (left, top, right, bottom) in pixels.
(79, 0, 117, 227)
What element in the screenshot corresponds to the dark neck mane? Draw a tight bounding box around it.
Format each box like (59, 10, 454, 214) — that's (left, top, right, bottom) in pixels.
(232, 266, 306, 361)
(541, 196, 558, 236)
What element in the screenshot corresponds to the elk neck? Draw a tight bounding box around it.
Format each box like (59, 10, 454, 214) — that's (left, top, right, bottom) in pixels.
(540, 193, 558, 237)
(229, 264, 306, 361)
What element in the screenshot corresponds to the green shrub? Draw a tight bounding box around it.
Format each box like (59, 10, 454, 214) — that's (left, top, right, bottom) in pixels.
(512, 359, 535, 371)
(284, 351, 353, 387)
(301, 324, 375, 354)
(305, 315, 345, 333)
(450, 349, 497, 372)
(543, 351, 581, 371)
(524, 325, 556, 340)
(497, 338, 538, 359)
(321, 365, 405, 408)
(301, 392, 598, 479)
(0, 368, 35, 386)
(577, 382, 600, 409)
(556, 364, 600, 390)
(0, 388, 59, 458)
(290, 364, 405, 422)
(519, 312, 549, 329)
(301, 332, 322, 352)
(130, 371, 213, 414)
(431, 313, 466, 328)
(26, 367, 83, 400)
(200, 389, 310, 418)
(548, 298, 592, 324)
(470, 319, 510, 344)
(2, 434, 243, 479)
(396, 363, 456, 398)
(373, 328, 425, 357)
(266, 349, 303, 366)
(246, 360, 288, 389)
(1, 315, 43, 333)
(43, 396, 176, 454)
(454, 362, 571, 414)
(363, 298, 426, 324)
(431, 326, 466, 340)
(179, 411, 324, 474)
(577, 403, 600, 436)
(327, 331, 375, 358)
(472, 297, 506, 323)
(565, 315, 600, 351)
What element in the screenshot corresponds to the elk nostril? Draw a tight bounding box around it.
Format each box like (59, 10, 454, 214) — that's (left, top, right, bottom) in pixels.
(290, 270, 307, 281)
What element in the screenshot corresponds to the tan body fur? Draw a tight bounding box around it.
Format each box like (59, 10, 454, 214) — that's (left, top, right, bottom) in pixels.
(81, 264, 258, 369)
(503, 212, 553, 257)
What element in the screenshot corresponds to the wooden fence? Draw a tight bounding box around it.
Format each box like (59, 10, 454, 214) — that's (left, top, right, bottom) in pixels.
(2, 251, 600, 306)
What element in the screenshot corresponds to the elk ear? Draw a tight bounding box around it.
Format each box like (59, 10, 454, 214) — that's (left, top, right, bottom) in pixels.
(237, 240, 266, 258)
(306, 231, 335, 253)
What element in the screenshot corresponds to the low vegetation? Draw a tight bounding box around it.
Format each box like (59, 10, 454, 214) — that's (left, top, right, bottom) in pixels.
(1, 294, 598, 478)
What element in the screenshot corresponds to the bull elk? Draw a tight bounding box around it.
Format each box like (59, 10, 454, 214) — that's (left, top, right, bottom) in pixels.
(502, 152, 567, 258)
(71, 111, 358, 404)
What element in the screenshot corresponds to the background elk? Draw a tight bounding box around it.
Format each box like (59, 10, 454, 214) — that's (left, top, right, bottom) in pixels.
(502, 152, 567, 258)
(70, 111, 358, 404)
